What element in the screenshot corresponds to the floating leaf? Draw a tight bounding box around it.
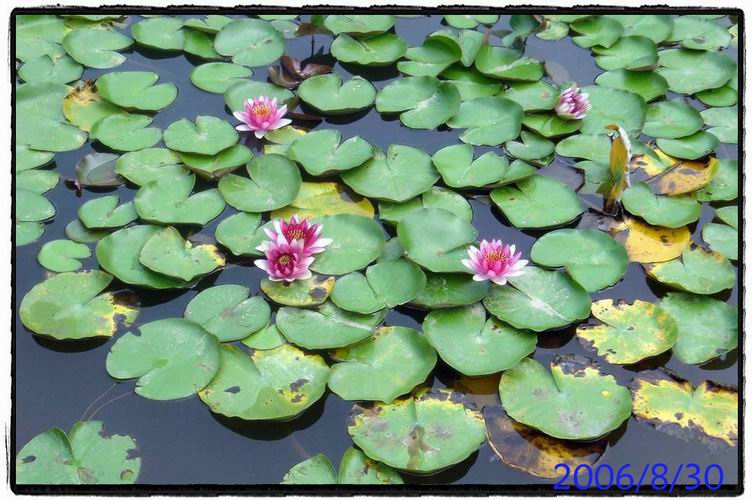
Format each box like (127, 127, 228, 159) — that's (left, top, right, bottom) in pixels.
(185, 284, 270, 342)
(16, 188, 55, 222)
(604, 124, 631, 214)
(78, 195, 137, 229)
(410, 272, 490, 309)
(667, 16, 731, 51)
(73, 152, 124, 189)
(96, 71, 177, 111)
(521, 113, 582, 138)
(199, 344, 330, 420)
(329, 326, 437, 403)
(643, 100, 703, 139)
(323, 15, 394, 35)
(330, 33, 407, 66)
(505, 131, 555, 162)
(423, 303, 536, 377)
(224, 80, 296, 112)
(501, 80, 557, 112)
(132, 16, 185, 51)
(631, 371, 737, 448)
(570, 16, 624, 48)
(649, 153, 718, 195)
(375, 76, 460, 129)
(16, 421, 140, 485)
(656, 131, 719, 161)
(62, 80, 126, 133)
(180, 145, 253, 180)
(580, 86, 646, 137)
(65, 219, 109, 243)
(164, 116, 238, 155)
(37, 239, 91, 273)
(439, 65, 501, 100)
(397, 31, 463, 76)
(594, 69, 668, 102)
(139, 226, 224, 282)
(190, 62, 252, 94)
(218, 154, 301, 212)
(282, 454, 337, 484)
(287, 130, 374, 176)
(432, 144, 534, 188)
(18, 54, 83, 84)
(62, 28, 133, 69)
(308, 213, 384, 275)
(397, 208, 477, 273)
(16, 144, 54, 172)
(475, 45, 543, 81)
(379, 187, 472, 226)
(17, 82, 87, 152)
(90, 114, 162, 152)
(20, 270, 137, 340)
(444, 14, 498, 29)
(107, 318, 220, 400)
(241, 322, 286, 350)
(592, 36, 658, 71)
(214, 212, 263, 256)
(606, 14, 674, 43)
(16, 15, 66, 62)
(447, 96, 523, 146)
(214, 19, 285, 66)
(696, 159, 737, 201)
(271, 181, 374, 220)
(611, 216, 691, 264)
(17, 169, 59, 194)
(622, 182, 701, 228)
(338, 447, 404, 485)
(500, 355, 632, 440)
(261, 274, 335, 308)
(555, 134, 610, 163)
(16, 221, 45, 246)
(701, 106, 737, 145)
(703, 220, 737, 261)
(656, 49, 736, 95)
(483, 267, 591, 332)
(491, 175, 583, 229)
(643, 246, 735, 295)
(135, 172, 226, 225)
(298, 74, 376, 114)
(347, 387, 486, 474)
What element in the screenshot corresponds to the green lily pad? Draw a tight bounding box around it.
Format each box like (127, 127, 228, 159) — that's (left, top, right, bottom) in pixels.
(62, 28, 133, 69)
(483, 266, 591, 332)
(338, 448, 404, 484)
(347, 387, 486, 473)
(16, 188, 55, 222)
(214, 19, 285, 66)
(18, 55, 83, 84)
(576, 299, 678, 364)
(570, 15, 624, 48)
(505, 131, 554, 162)
(554, 134, 610, 162)
(375, 76, 460, 129)
(444, 14, 498, 29)
(224, 80, 296, 112)
(622, 182, 701, 228)
(96, 71, 177, 111)
(198, 344, 330, 420)
(397, 32, 463, 77)
(96, 225, 190, 289)
(500, 80, 558, 111)
(183, 29, 222, 60)
(530, 229, 628, 292)
(16, 222, 45, 246)
(17, 82, 87, 152)
(282, 454, 337, 484)
(107, 318, 220, 400)
(580, 85, 646, 137)
(324, 15, 394, 35)
(475, 45, 543, 81)
(37, 239, 91, 272)
(16, 15, 66, 62)
(20, 270, 138, 340)
(298, 74, 376, 114)
(15, 421, 140, 485)
(659, 292, 737, 365)
(644, 246, 736, 295)
(631, 371, 737, 448)
(656, 49, 736, 95)
(521, 113, 582, 138)
(16, 144, 54, 172)
(16, 169, 59, 194)
(132, 16, 185, 51)
(696, 79, 737, 107)
(643, 100, 704, 139)
(491, 175, 584, 229)
(139, 226, 224, 282)
(180, 145, 253, 180)
(592, 36, 658, 71)
(330, 33, 407, 66)
(657, 131, 720, 161)
(65, 219, 110, 243)
(500, 355, 632, 440)
(308, 214, 384, 275)
(184, 15, 233, 33)
(214, 212, 263, 256)
(409, 272, 490, 309)
(703, 221, 737, 261)
(447, 96, 523, 146)
(261, 274, 335, 307)
(341, 145, 438, 203)
(288, 129, 374, 176)
(397, 207, 477, 273)
(432, 144, 535, 188)
(276, 301, 385, 350)
(164, 116, 239, 155)
(331, 259, 427, 314)
(241, 322, 286, 350)
(423, 303, 536, 376)
(379, 187, 472, 226)
(184, 284, 270, 342)
(90, 114, 162, 152)
(594, 69, 668, 102)
(61, 81, 126, 134)
(78, 195, 137, 229)
(329, 326, 436, 403)
(701, 106, 737, 144)
(135, 172, 226, 225)
(218, 154, 301, 212)
(667, 16, 731, 51)
(190, 62, 252, 94)
(606, 14, 674, 43)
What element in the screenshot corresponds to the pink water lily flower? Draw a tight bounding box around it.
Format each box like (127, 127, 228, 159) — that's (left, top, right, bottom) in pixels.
(254, 237, 313, 282)
(555, 84, 591, 120)
(261, 215, 332, 256)
(461, 239, 528, 286)
(233, 96, 291, 139)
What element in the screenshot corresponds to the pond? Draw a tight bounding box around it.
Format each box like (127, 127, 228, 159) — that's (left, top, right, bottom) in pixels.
(13, 11, 740, 491)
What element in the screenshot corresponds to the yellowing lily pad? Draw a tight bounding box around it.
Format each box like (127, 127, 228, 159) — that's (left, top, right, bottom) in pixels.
(261, 274, 335, 307)
(271, 182, 374, 220)
(643, 246, 735, 295)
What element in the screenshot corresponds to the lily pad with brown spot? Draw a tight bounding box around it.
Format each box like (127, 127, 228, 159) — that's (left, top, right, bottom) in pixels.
(630, 371, 737, 448)
(576, 299, 678, 365)
(347, 387, 486, 474)
(281, 448, 404, 485)
(643, 246, 735, 295)
(184, 284, 270, 342)
(261, 274, 335, 307)
(199, 344, 330, 421)
(281, 454, 337, 484)
(648, 152, 718, 195)
(499, 355, 632, 440)
(483, 405, 607, 479)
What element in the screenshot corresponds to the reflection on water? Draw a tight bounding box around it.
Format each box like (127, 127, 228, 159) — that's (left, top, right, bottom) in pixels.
(14, 13, 739, 486)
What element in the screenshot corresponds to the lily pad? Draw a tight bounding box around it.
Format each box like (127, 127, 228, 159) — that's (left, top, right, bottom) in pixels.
(17, 169, 59, 194)
(96, 71, 177, 112)
(622, 182, 701, 228)
(190, 62, 252, 94)
(218, 154, 301, 212)
(16, 188, 55, 223)
(329, 326, 437, 403)
(131, 16, 185, 51)
(643, 100, 703, 139)
(644, 246, 735, 295)
(611, 216, 691, 264)
(410, 272, 490, 309)
(576, 299, 678, 364)
(554, 134, 610, 163)
(696, 159, 738, 201)
(530, 229, 628, 292)
(37, 239, 91, 272)
(397, 208, 477, 273)
(139, 226, 224, 282)
(271, 182, 374, 220)
(241, 322, 286, 350)
(214, 19, 285, 67)
(397, 32, 463, 77)
(180, 145, 253, 179)
(570, 16, 624, 48)
(701, 106, 737, 145)
(347, 387, 486, 473)
(164, 116, 239, 156)
(491, 175, 584, 229)
(198, 343, 330, 420)
(16, 15, 66, 62)
(78, 195, 137, 229)
(107, 318, 220, 400)
(288, 130, 374, 176)
(475, 45, 543, 81)
(214, 212, 263, 256)
(444, 14, 498, 29)
(224, 80, 296, 112)
(500, 355, 632, 440)
(375, 76, 460, 129)
(17, 82, 87, 152)
(521, 113, 582, 138)
(20, 270, 138, 340)
(342, 145, 437, 203)
(703, 221, 737, 261)
(606, 14, 674, 43)
(185, 284, 270, 342)
(306, 214, 383, 272)
(62, 81, 126, 134)
(667, 16, 731, 51)
(282, 454, 337, 484)
(331, 259, 426, 314)
(276, 301, 385, 350)
(483, 266, 591, 332)
(90, 114, 162, 152)
(592, 36, 658, 71)
(379, 187, 472, 226)
(135, 172, 226, 225)
(18, 54, 83, 84)
(656, 49, 736, 95)
(630, 371, 737, 448)
(298, 74, 376, 114)
(501, 80, 558, 111)
(62, 28, 133, 69)
(594, 69, 668, 102)
(330, 33, 408, 66)
(447, 96, 523, 146)
(261, 274, 335, 308)
(15, 421, 140, 485)
(16, 222, 45, 246)
(423, 303, 536, 376)
(338, 448, 404, 485)
(505, 131, 555, 162)
(656, 131, 720, 161)
(323, 15, 394, 35)
(432, 144, 535, 188)
(580, 85, 646, 137)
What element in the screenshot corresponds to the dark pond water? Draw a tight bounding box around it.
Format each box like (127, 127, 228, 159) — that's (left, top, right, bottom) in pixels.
(14, 13, 740, 490)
